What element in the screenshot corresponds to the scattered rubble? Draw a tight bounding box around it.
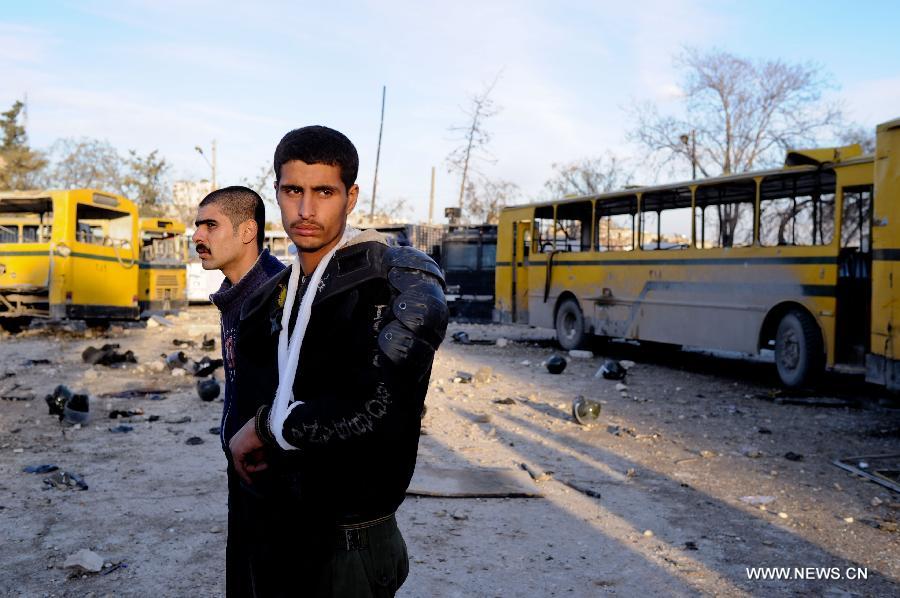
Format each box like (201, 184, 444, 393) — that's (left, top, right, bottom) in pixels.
(63, 549, 104, 573)
(545, 355, 567, 375)
(147, 315, 174, 328)
(197, 379, 221, 402)
(571, 396, 601, 425)
(82, 344, 137, 366)
(22, 464, 58, 474)
(43, 471, 88, 491)
(596, 360, 626, 380)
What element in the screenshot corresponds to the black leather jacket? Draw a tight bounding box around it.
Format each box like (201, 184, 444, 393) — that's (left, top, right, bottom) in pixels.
(231, 238, 448, 523)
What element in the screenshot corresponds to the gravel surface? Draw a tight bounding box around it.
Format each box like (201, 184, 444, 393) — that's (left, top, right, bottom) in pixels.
(0, 309, 898, 597)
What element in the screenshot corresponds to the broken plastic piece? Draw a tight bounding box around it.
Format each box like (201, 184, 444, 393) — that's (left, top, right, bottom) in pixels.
(23, 464, 58, 474)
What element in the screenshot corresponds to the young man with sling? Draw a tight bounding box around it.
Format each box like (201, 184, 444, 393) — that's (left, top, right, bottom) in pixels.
(225, 126, 448, 597)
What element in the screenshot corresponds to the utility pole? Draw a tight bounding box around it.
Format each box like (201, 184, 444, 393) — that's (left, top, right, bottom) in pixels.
(370, 86, 386, 220)
(195, 140, 217, 191)
(428, 166, 436, 225)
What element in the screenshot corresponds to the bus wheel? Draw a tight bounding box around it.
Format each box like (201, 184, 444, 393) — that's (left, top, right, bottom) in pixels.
(775, 309, 824, 388)
(556, 298, 586, 350)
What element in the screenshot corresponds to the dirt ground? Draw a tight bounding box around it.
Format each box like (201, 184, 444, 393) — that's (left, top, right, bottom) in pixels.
(0, 307, 898, 597)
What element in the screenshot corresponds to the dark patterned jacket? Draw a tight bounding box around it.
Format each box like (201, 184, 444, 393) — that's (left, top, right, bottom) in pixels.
(231, 231, 447, 523)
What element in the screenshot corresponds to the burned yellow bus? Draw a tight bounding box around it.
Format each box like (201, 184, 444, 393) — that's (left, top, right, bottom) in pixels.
(496, 118, 900, 389)
(138, 217, 187, 313)
(0, 189, 140, 323)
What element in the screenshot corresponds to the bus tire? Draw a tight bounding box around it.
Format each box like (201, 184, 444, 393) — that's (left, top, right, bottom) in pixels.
(775, 309, 824, 388)
(556, 298, 586, 350)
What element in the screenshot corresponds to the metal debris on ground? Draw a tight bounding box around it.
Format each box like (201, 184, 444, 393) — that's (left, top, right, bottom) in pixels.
(192, 356, 224, 377)
(545, 355, 567, 375)
(43, 471, 88, 491)
(109, 408, 144, 419)
(519, 462, 552, 482)
(833, 454, 900, 494)
(572, 396, 601, 425)
(596, 360, 626, 380)
(560, 479, 601, 499)
(452, 371, 474, 384)
(0, 381, 34, 401)
(99, 389, 170, 399)
(197, 379, 221, 401)
(109, 425, 134, 433)
(63, 393, 90, 425)
(82, 344, 137, 366)
(451, 331, 470, 344)
(23, 358, 51, 366)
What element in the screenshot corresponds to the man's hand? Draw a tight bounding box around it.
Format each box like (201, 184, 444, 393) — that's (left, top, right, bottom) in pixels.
(229, 417, 268, 485)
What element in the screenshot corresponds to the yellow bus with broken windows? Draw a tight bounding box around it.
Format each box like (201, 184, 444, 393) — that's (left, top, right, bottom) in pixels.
(0, 189, 140, 324)
(138, 217, 187, 313)
(495, 118, 900, 389)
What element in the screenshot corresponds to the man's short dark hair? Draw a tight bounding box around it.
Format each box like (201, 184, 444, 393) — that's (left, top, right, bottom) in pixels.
(273, 126, 359, 191)
(198, 186, 265, 252)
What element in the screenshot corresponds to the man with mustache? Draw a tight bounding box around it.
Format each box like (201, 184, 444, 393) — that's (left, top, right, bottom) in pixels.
(192, 186, 285, 539)
(225, 126, 448, 597)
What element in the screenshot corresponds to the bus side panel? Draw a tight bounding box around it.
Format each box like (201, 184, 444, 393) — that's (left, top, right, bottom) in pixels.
(67, 198, 140, 317)
(868, 119, 900, 388)
(0, 244, 50, 290)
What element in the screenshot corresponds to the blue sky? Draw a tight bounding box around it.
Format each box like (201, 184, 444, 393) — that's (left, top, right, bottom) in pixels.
(2, 0, 898, 223)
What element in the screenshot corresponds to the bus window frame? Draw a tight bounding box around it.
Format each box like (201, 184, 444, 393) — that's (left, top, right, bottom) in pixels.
(638, 186, 693, 251)
(595, 195, 638, 252)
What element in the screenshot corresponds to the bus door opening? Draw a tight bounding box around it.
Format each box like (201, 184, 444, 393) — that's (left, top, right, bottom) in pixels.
(836, 185, 873, 365)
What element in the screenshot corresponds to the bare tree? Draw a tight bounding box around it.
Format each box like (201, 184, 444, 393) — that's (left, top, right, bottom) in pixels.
(121, 149, 170, 216)
(446, 73, 502, 214)
(464, 177, 519, 225)
(241, 163, 276, 204)
(41, 138, 123, 192)
(630, 48, 843, 178)
(839, 124, 876, 154)
(543, 154, 633, 198)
